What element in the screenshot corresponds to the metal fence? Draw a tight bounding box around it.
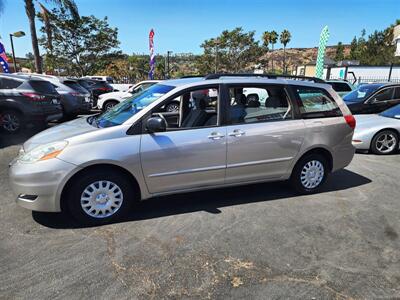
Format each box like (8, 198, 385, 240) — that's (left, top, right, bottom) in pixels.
(329, 76, 400, 85)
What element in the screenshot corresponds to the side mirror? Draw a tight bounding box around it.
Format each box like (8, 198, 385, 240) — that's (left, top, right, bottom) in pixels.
(146, 117, 166, 133)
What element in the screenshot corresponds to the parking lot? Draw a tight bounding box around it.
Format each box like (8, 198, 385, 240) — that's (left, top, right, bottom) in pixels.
(0, 122, 399, 299)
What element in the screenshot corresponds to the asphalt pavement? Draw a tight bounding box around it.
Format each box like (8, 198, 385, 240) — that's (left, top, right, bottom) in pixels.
(0, 126, 399, 299)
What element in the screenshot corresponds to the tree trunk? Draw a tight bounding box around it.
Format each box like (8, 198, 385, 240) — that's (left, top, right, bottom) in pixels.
(271, 44, 274, 73)
(25, 0, 42, 73)
(283, 46, 286, 74)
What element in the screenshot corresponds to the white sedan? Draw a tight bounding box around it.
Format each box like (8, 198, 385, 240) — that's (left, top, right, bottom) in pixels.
(97, 80, 160, 111)
(352, 104, 400, 155)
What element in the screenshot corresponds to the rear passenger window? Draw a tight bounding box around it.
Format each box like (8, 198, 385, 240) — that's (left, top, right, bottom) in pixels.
(228, 86, 293, 124)
(329, 82, 352, 92)
(0, 78, 22, 89)
(295, 87, 342, 118)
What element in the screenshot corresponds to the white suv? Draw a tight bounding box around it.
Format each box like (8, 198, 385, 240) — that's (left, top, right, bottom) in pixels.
(97, 80, 160, 111)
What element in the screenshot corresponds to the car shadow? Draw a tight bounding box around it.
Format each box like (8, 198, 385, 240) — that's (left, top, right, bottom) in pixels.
(32, 169, 372, 229)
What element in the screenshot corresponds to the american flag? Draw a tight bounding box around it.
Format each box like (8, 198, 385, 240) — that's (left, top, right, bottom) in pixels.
(0, 41, 10, 73)
(149, 29, 155, 80)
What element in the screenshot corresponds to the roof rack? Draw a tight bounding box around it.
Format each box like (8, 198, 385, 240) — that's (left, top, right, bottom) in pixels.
(204, 73, 326, 83)
(179, 75, 205, 79)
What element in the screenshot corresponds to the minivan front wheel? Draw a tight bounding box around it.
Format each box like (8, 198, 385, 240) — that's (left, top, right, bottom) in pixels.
(290, 154, 328, 194)
(66, 171, 134, 225)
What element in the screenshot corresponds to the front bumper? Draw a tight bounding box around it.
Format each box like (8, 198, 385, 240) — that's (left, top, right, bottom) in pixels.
(9, 158, 78, 212)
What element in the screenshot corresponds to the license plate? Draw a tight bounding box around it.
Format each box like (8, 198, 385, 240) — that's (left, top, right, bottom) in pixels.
(85, 97, 91, 103)
(52, 99, 59, 104)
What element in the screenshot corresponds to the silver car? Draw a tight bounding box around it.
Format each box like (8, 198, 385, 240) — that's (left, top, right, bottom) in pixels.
(9, 75, 356, 224)
(352, 104, 400, 154)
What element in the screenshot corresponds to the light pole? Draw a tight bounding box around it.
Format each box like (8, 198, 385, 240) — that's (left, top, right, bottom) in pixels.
(9, 31, 25, 72)
(166, 51, 173, 79)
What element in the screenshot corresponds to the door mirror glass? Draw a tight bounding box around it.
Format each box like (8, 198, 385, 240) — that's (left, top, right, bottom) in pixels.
(146, 117, 167, 133)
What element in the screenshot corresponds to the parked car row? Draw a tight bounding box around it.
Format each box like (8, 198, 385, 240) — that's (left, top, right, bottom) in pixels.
(0, 74, 117, 133)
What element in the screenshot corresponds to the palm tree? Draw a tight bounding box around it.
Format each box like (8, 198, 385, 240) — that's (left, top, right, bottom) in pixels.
(280, 29, 291, 74)
(262, 32, 271, 71)
(269, 30, 278, 72)
(24, 0, 79, 73)
(262, 31, 271, 49)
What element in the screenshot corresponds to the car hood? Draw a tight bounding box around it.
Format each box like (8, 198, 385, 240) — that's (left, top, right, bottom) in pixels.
(99, 91, 131, 99)
(23, 117, 98, 152)
(354, 114, 399, 130)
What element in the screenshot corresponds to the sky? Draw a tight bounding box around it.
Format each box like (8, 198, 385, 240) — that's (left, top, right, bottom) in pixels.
(0, 0, 399, 58)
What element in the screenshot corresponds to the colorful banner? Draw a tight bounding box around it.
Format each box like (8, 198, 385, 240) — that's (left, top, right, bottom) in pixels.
(0, 40, 10, 73)
(315, 26, 330, 79)
(149, 29, 155, 80)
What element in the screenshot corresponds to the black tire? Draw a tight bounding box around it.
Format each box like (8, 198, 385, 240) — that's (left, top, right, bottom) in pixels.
(0, 110, 24, 133)
(66, 170, 136, 225)
(165, 101, 180, 112)
(370, 130, 399, 155)
(290, 153, 329, 194)
(104, 100, 119, 111)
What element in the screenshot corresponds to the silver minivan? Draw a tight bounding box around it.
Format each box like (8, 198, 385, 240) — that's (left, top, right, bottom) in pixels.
(9, 75, 356, 224)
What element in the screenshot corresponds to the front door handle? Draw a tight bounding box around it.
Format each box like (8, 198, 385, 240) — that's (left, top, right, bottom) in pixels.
(228, 129, 246, 137)
(208, 132, 225, 140)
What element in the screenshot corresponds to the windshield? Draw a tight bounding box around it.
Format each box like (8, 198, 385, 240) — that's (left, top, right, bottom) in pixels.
(380, 104, 400, 119)
(92, 84, 175, 128)
(343, 84, 383, 102)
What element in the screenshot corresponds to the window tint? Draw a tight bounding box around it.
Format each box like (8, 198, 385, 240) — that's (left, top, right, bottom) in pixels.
(374, 88, 395, 102)
(29, 80, 58, 94)
(151, 87, 219, 129)
(395, 87, 400, 99)
(0, 78, 22, 89)
(295, 87, 341, 118)
(329, 82, 352, 92)
(63, 81, 88, 93)
(228, 86, 292, 124)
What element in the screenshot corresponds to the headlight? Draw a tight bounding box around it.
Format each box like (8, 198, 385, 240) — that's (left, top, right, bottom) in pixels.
(18, 141, 68, 163)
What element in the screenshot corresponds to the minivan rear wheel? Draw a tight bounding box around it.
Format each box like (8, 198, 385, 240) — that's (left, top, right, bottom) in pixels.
(66, 171, 135, 225)
(1, 110, 23, 133)
(290, 154, 328, 194)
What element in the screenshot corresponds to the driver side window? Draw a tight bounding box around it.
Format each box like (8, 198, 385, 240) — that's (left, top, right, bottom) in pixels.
(373, 88, 395, 102)
(151, 86, 219, 130)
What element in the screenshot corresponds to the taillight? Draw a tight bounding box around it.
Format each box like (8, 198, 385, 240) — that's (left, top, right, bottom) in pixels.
(344, 115, 356, 129)
(21, 92, 45, 100)
(97, 87, 112, 91)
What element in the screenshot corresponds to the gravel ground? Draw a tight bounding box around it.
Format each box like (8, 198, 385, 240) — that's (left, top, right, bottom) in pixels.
(0, 127, 399, 299)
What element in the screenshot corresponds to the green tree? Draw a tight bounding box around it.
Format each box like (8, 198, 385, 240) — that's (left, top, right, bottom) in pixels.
(197, 27, 262, 74)
(24, 0, 79, 73)
(38, 7, 120, 76)
(349, 21, 400, 65)
(280, 29, 291, 73)
(269, 30, 278, 72)
(262, 31, 271, 49)
(335, 42, 345, 61)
